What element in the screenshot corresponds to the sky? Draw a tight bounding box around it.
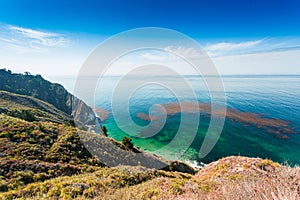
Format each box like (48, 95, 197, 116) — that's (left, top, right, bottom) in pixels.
(0, 0, 300, 77)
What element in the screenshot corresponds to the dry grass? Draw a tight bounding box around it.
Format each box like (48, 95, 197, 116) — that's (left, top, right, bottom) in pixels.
(0, 165, 190, 200)
(176, 167, 299, 200)
(91, 162, 300, 200)
(178, 156, 300, 200)
(1, 150, 299, 200)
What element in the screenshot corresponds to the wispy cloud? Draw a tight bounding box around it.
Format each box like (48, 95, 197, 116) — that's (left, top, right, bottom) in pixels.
(204, 40, 264, 57)
(203, 38, 300, 57)
(137, 38, 300, 67)
(143, 41, 264, 60)
(164, 46, 202, 59)
(205, 40, 262, 51)
(0, 24, 69, 53)
(141, 52, 167, 61)
(139, 46, 203, 62)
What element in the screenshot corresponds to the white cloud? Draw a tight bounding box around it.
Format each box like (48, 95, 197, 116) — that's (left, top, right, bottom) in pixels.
(205, 40, 262, 51)
(141, 52, 167, 61)
(0, 24, 69, 53)
(139, 46, 205, 62)
(204, 38, 300, 58)
(164, 46, 202, 59)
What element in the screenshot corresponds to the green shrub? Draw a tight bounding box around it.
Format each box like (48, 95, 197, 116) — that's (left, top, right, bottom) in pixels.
(20, 110, 36, 122)
(13, 171, 34, 185)
(66, 120, 76, 127)
(101, 126, 108, 137)
(121, 137, 134, 149)
(0, 179, 8, 192)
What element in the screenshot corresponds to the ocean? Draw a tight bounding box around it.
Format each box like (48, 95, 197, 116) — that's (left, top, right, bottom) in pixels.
(49, 75, 300, 166)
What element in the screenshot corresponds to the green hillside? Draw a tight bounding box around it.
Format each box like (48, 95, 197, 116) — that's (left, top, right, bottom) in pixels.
(0, 91, 71, 123)
(0, 69, 97, 129)
(0, 69, 72, 114)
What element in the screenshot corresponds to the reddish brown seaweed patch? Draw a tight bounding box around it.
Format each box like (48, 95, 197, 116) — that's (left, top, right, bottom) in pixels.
(136, 102, 298, 138)
(137, 113, 162, 121)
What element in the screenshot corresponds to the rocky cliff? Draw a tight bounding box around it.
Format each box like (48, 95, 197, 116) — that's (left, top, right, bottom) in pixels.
(0, 69, 98, 130)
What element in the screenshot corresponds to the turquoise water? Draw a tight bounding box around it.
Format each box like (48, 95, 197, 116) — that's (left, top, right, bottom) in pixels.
(50, 75, 300, 165)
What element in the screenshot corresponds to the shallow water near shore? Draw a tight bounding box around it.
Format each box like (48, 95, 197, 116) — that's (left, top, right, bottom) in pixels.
(51, 75, 300, 166)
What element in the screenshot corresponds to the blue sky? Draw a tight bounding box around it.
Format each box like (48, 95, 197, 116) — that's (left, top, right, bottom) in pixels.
(0, 0, 299, 76)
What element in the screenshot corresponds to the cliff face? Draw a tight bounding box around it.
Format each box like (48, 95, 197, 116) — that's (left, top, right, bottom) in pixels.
(66, 93, 99, 130)
(0, 69, 98, 129)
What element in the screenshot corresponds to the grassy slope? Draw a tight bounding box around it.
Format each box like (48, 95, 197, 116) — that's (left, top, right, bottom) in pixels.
(0, 114, 186, 197)
(0, 114, 102, 193)
(0, 156, 299, 200)
(0, 91, 71, 123)
(0, 166, 190, 200)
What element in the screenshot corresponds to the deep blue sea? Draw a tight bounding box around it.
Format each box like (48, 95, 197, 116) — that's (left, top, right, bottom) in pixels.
(49, 75, 300, 166)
